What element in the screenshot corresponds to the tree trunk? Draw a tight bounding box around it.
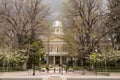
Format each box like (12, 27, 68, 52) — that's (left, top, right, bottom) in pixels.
(7, 61, 9, 72)
(22, 55, 29, 70)
(2, 61, 5, 71)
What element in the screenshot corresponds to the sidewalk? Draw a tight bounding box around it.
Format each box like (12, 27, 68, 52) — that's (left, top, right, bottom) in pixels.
(0, 70, 120, 80)
(0, 70, 120, 76)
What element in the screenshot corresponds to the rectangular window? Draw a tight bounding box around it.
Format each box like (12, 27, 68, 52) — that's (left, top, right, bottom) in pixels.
(50, 46, 53, 52)
(56, 46, 59, 52)
(55, 28, 59, 34)
(57, 28, 59, 32)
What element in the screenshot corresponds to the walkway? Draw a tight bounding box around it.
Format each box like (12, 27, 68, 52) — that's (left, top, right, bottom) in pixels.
(0, 70, 120, 80)
(48, 76, 62, 80)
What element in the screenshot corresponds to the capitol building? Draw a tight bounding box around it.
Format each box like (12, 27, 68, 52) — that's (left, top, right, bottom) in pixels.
(44, 20, 68, 66)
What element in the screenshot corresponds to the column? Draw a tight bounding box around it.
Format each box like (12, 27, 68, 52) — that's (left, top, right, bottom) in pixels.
(60, 56, 62, 65)
(66, 57, 69, 73)
(66, 57, 68, 64)
(53, 56, 55, 65)
(46, 55, 49, 66)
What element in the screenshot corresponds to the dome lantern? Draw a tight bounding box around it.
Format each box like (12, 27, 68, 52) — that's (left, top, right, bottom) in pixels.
(52, 20, 63, 35)
(53, 20, 63, 27)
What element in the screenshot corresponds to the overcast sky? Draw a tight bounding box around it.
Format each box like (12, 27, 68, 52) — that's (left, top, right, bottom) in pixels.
(43, 0, 108, 22)
(43, 0, 64, 22)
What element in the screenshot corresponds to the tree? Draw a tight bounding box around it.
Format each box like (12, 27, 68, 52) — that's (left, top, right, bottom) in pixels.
(106, 0, 120, 48)
(27, 39, 45, 69)
(62, 0, 108, 66)
(88, 49, 120, 70)
(0, 0, 49, 70)
(0, 0, 49, 48)
(0, 48, 26, 71)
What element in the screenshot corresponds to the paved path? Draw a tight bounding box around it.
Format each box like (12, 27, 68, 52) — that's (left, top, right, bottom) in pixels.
(0, 75, 120, 80)
(48, 76, 62, 80)
(0, 70, 120, 80)
(1, 70, 120, 76)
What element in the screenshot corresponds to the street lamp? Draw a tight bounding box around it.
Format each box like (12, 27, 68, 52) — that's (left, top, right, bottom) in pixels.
(94, 49, 97, 75)
(66, 56, 68, 73)
(33, 48, 36, 76)
(61, 64, 63, 75)
(73, 57, 75, 71)
(39, 57, 41, 72)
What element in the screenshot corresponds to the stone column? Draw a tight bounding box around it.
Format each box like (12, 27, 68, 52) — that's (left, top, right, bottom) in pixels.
(66, 57, 68, 64)
(60, 56, 62, 65)
(53, 56, 55, 65)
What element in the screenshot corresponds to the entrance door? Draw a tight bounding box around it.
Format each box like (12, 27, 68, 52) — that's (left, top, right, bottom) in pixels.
(55, 56, 60, 65)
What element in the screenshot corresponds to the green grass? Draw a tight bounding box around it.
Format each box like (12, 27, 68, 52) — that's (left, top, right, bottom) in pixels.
(96, 66, 120, 72)
(64, 66, 120, 72)
(0, 66, 24, 72)
(0, 65, 120, 72)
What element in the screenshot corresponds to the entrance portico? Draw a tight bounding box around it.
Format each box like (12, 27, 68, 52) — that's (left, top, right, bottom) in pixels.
(55, 56, 60, 65)
(48, 54, 67, 65)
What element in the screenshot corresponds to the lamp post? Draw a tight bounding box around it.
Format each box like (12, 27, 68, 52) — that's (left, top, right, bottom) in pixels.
(33, 48, 36, 76)
(39, 57, 41, 72)
(73, 57, 75, 71)
(66, 56, 68, 73)
(61, 64, 63, 75)
(47, 24, 50, 73)
(82, 54, 86, 75)
(68, 58, 70, 69)
(94, 49, 97, 75)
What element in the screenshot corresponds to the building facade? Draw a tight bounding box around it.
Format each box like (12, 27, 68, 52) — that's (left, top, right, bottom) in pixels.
(44, 20, 68, 66)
